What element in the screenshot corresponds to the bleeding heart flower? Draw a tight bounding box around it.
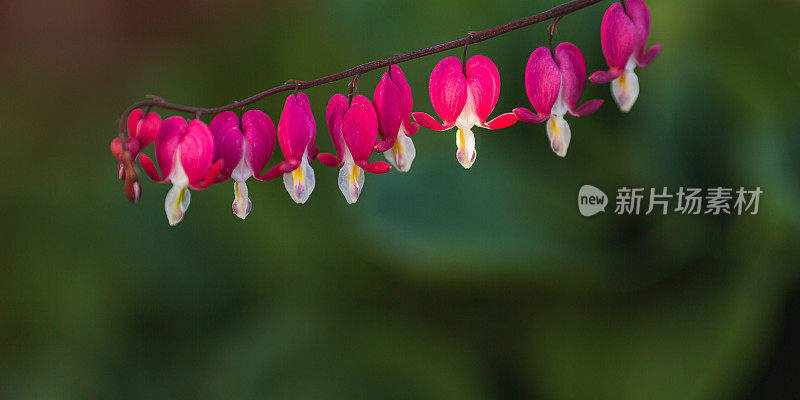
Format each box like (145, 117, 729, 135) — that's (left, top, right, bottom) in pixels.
(373, 65, 419, 172)
(209, 110, 276, 219)
(412, 55, 517, 169)
(255, 93, 318, 204)
(513, 43, 604, 157)
(110, 109, 161, 202)
(139, 117, 223, 225)
(319, 94, 392, 204)
(589, 0, 662, 112)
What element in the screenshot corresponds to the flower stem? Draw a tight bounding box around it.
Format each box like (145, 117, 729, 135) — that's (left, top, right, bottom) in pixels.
(117, 0, 606, 139)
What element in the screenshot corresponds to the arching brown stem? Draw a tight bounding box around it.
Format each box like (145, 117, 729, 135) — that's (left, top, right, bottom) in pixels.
(116, 0, 606, 142)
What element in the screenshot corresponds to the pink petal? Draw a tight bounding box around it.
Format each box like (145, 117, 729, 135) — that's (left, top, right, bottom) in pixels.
(484, 112, 518, 130)
(343, 95, 378, 162)
(138, 153, 166, 182)
(411, 112, 449, 131)
(127, 109, 143, 141)
(589, 69, 624, 84)
(373, 139, 392, 155)
(373, 70, 403, 152)
(110, 138, 123, 161)
(513, 107, 548, 124)
(317, 153, 343, 168)
(254, 160, 300, 181)
(391, 65, 414, 123)
(554, 42, 587, 113)
(127, 109, 161, 148)
(636, 44, 662, 68)
(189, 159, 223, 190)
(277, 93, 316, 163)
(155, 116, 187, 180)
(138, 113, 161, 148)
(391, 64, 420, 136)
(325, 93, 349, 159)
(242, 109, 276, 176)
(308, 146, 319, 162)
(624, 0, 651, 60)
(403, 119, 420, 136)
(599, 2, 637, 70)
(570, 99, 604, 117)
(179, 119, 215, 186)
(356, 159, 391, 174)
(553, 43, 605, 117)
(524, 47, 561, 116)
(296, 92, 317, 152)
(209, 111, 243, 178)
(465, 55, 501, 124)
(428, 57, 467, 128)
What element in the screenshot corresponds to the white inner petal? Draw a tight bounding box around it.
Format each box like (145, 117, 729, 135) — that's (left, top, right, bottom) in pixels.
(337, 160, 364, 204)
(231, 140, 252, 182)
(231, 140, 253, 219)
(551, 73, 569, 118)
(546, 115, 572, 158)
(383, 128, 416, 172)
(455, 125, 477, 169)
(232, 180, 252, 219)
(451, 89, 481, 169)
(456, 89, 480, 128)
(164, 184, 191, 226)
(611, 57, 640, 113)
(168, 148, 189, 188)
(283, 152, 315, 204)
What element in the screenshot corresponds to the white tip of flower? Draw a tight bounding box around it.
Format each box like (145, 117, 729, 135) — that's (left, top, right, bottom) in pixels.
(546, 115, 572, 158)
(283, 158, 315, 204)
(456, 126, 477, 169)
(611, 68, 639, 113)
(384, 132, 416, 172)
(232, 180, 252, 219)
(337, 161, 364, 204)
(164, 185, 191, 226)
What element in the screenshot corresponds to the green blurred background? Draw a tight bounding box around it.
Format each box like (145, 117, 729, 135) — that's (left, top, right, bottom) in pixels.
(1, 0, 799, 398)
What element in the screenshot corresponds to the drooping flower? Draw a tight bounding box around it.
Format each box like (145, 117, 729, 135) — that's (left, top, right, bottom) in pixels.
(589, 0, 662, 112)
(318, 94, 392, 204)
(139, 117, 223, 225)
(110, 109, 161, 202)
(513, 43, 604, 157)
(373, 65, 419, 172)
(412, 55, 517, 169)
(255, 93, 318, 204)
(209, 110, 276, 219)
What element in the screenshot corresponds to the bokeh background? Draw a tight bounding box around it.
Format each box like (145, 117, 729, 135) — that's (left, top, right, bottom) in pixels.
(1, 0, 799, 398)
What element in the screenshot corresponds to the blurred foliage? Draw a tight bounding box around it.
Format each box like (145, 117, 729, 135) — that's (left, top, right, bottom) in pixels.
(0, 0, 799, 399)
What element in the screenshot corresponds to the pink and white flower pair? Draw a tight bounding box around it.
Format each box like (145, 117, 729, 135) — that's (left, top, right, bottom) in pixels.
(139, 117, 222, 225)
(413, 56, 517, 168)
(514, 43, 603, 157)
(256, 93, 319, 204)
(589, 0, 662, 112)
(209, 110, 276, 219)
(373, 65, 419, 172)
(319, 94, 391, 204)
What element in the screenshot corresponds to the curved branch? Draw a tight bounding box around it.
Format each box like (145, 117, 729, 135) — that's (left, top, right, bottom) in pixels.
(117, 0, 605, 139)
